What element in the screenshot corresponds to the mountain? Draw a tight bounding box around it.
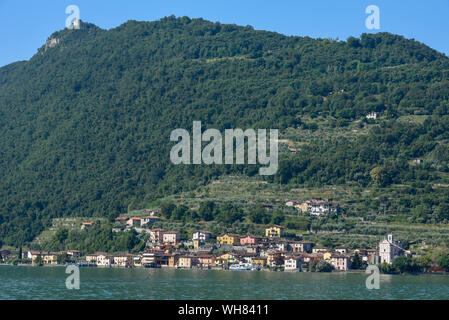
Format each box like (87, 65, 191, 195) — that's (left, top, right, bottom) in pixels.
(0, 16, 448, 246)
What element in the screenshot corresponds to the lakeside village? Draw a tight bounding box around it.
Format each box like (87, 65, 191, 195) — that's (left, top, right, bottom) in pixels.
(2, 197, 437, 273)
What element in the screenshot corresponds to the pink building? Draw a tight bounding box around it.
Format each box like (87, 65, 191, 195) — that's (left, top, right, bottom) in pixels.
(240, 235, 261, 245)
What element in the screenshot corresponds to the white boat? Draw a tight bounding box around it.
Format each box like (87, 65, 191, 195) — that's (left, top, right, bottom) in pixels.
(229, 263, 253, 271)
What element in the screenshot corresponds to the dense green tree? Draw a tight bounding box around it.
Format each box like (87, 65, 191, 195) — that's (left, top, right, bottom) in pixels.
(0, 17, 447, 246)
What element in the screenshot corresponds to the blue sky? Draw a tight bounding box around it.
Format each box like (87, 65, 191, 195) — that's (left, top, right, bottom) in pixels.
(1, 0, 448, 67)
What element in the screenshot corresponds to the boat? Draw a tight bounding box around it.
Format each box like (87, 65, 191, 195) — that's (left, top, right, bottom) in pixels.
(229, 263, 253, 271)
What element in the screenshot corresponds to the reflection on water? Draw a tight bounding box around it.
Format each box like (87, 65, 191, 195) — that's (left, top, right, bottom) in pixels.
(0, 266, 448, 300)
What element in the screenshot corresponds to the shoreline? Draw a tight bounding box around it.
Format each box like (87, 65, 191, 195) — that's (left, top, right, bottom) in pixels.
(2, 263, 449, 277)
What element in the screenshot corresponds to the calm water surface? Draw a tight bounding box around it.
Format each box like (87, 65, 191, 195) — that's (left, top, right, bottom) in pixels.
(0, 265, 448, 300)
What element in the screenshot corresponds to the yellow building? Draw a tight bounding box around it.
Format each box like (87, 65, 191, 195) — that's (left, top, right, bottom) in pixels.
(216, 253, 238, 266)
(217, 233, 240, 245)
(41, 252, 59, 265)
(253, 257, 267, 267)
(193, 239, 201, 249)
(265, 225, 284, 238)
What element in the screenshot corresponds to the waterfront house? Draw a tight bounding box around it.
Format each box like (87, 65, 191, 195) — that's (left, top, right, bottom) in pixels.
(197, 254, 215, 269)
(141, 252, 161, 267)
(177, 256, 198, 268)
(22, 251, 34, 260)
(163, 231, 180, 244)
(216, 253, 238, 267)
(85, 253, 98, 264)
(113, 254, 134, 267)
(41, 252, 60, 265)
(96, 253, 113, 267)
(284, 255, 304, 271)
(29, 251, 42, 264)
(193, 231, 212, 242)
(330, 253, 351, 271)
(168, 254, 179, 267)
(265, 225, 284, 239)
(267, 252, 284, 267)
(253, 257, 267, 267)
(217, 233, 240, 245)
(67, 250, 81, 260)
(240, 235, 261, 246)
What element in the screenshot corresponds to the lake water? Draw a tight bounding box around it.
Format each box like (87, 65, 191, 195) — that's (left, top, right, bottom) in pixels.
(0, 265, 448, 300)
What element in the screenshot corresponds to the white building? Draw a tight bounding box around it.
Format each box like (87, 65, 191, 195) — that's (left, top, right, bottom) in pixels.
(366, 112, 380, 119)
(284, 256, 303, 271)
(141, 216, 161, 226)
(96, 253, 113, 267)
(298, 198, 338, 216)
(379, 234, 404, 264)
(193, 231, 212, 241)
(149, 229, 165, 243)
(162, 231, 180, 244)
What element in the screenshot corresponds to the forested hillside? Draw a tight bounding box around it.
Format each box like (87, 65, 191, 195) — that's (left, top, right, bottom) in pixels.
(0, 16, 448, 246)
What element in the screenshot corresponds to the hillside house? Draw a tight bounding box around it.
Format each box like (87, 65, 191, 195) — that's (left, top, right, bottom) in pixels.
(217, 233, 240, 245)
(366, 112, 380, 119)
(265, 225, 284, 239)
(297, 198, 338, 216)
(193, 231, 212, 242)
(240, 235, 261, 245)
(290, 241, 314, 253)
(162, 231, 180, 244)
(149, 229, 165, 243)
